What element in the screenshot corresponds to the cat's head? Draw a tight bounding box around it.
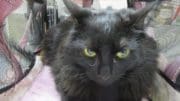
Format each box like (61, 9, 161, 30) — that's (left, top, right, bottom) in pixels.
(57, 0, 159, 86)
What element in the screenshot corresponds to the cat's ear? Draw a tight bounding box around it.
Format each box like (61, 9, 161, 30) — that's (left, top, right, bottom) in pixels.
(129, 1, 158, 29)
(63, 0, 91, 21)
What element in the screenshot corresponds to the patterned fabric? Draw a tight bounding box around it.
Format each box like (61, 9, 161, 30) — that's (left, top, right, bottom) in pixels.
(154, 25, 180, 60)
(0, 26, 22, 91)
(0, 0, 23, 92)
(165, 56, 180, 82)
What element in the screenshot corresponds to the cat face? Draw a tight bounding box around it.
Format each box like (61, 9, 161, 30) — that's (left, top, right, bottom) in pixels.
(59, 7, 158, 86)
(44, 0, 159, 90)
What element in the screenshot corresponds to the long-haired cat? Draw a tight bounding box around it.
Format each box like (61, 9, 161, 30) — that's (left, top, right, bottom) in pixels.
(42, 0, 177, 101)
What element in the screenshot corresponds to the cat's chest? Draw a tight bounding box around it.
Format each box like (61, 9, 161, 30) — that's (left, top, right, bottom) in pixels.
(94, 85, 119, 101)
(66, 85, 120, 101)
(65, 83, 146, 101)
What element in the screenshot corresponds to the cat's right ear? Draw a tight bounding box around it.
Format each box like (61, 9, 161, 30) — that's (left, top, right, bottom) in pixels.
(129, 1, 159, 29)
(63, 0, 91, 22)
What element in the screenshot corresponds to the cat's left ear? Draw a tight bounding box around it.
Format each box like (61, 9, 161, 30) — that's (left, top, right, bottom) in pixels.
(129, 1, 158, 29)
(63, 0, 91, 22)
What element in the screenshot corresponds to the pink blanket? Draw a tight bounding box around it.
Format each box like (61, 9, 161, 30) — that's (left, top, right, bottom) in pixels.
(0, 56, 61, 101)
(21, 64, 61, 101)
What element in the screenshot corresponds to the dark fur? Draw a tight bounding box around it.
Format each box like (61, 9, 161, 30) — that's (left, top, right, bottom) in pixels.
(42, 0, 159, 101)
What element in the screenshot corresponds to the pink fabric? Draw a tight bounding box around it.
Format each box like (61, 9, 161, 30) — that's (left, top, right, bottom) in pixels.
(21, 66, 61, 101)
(0, 0, 23, 82)
(83, 0, 93, 7)
(0, 0, 22, 23)
(0, 57, 60, 101)
(0, 56, 43, 101)
(165, 57, 180, 82)
(134, 1, 146, 10)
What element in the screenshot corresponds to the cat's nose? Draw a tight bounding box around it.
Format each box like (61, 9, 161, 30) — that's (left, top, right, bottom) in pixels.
(97, 73, 114, 86)
(98, 66, 112, 80)
(99, 65, 112, 74)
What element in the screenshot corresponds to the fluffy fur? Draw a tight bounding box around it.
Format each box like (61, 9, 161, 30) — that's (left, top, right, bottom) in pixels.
(42, 0, 160, 101)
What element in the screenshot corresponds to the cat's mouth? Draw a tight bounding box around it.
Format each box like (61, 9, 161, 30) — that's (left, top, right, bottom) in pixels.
(96, 76, 115, 86)
(87, 72, 121, 86)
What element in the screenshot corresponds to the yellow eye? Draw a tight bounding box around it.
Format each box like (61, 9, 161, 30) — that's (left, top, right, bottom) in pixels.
(83, 48, 96, 58)
(116, 48, 130, 59)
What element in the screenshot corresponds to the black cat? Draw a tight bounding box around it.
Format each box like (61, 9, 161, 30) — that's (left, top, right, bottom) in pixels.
(42, 0, 160, 101)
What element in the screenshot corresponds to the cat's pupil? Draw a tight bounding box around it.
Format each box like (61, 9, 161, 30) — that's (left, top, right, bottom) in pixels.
(120, 47, 128, 53)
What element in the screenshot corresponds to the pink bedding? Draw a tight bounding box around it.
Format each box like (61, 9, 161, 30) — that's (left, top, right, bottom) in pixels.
(21, 60, 61, 101)
(0, 56, 61, 101)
